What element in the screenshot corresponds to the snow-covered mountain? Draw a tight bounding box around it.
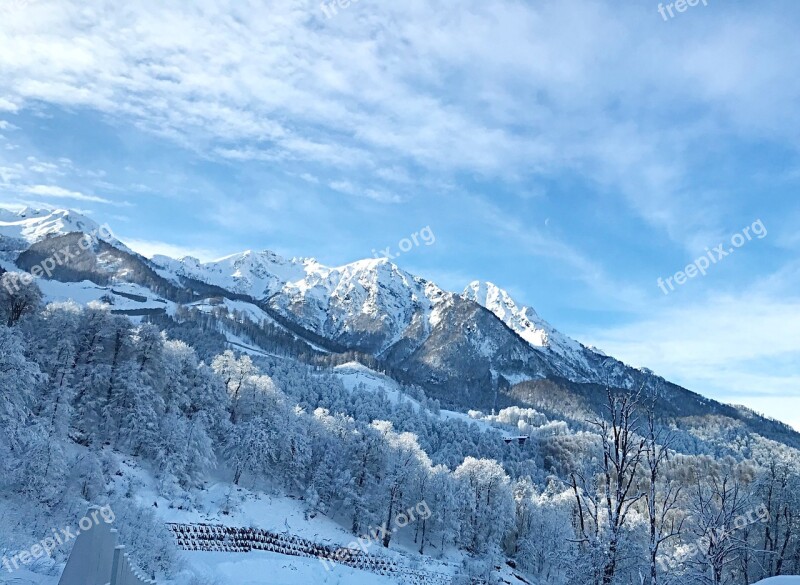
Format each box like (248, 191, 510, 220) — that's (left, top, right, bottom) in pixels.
(3, 207, 799, 450)
(151, 251, 602, 376)
(0, 207, 128, 251)
(271, 258, 450, 354)
(152, 250, 312, 299)
(152, 252, 452, 355)
(0, 207, 677, 394)
(0, 207, 100, 243)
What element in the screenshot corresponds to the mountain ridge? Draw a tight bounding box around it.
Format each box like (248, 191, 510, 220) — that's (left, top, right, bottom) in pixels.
(1, 207, 798, 448)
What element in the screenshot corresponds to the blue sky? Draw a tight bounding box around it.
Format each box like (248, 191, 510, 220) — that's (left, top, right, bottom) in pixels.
(1, 0, 799, 428)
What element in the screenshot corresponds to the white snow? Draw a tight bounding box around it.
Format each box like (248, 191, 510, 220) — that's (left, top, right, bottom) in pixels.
(110, 457, 464, 585)
(333, 362, 503, 434)
(36, 279, 171, 313)
(170, 550, 399, 585)
(335, 362, 422, 408)
(153, 252, 451, 352)
(498, 371, 533, 385)
(0, 567, 58, 585)
(189, 298, 275, 326)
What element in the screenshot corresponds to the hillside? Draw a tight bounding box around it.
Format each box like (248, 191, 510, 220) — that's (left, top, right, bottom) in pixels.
(1, 207, 798, 585)
(1, 207, 796, 451)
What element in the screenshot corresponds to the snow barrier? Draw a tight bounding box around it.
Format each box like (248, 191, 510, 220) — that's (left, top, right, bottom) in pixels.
(167, 522, 487, 585)
(58, 507, 155, 585)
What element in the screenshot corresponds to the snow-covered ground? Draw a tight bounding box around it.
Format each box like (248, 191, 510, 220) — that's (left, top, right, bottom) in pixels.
(189, 298, 330, 353)
(168, 551, 399, 585)
(334, 362, 504, 434)
(111, 457, 473, 585)
(0, 568, 59, 585)
(37, 279, 171, 314)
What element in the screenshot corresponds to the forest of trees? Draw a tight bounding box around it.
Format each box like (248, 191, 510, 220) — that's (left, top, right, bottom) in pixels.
(0, 271, 798, 584)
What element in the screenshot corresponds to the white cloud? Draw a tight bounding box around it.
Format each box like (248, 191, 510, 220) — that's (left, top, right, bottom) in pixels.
(329, 180, 403, 203)
(22, 184, 112, 204)
(581, 291, 800, 430)
(0, 98, 18, 112)
(0, 0, 797, 219)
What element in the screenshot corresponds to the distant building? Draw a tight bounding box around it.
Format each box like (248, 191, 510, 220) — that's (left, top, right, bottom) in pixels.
(503, 436, 529, 445)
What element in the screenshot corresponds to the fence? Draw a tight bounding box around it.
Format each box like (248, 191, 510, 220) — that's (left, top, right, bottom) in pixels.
(58, 507, 154, 585)
(167, 522, 487, 585)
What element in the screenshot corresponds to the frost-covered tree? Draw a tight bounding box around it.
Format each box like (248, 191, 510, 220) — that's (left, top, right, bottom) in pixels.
(0, 272, 42, 326)
(453, 457, 514, 555)
(371, 421, 429, 548)
(685, 469, 752, 585)
(0, 325, 43, 492)
(211, 350, 258, 424)
(571, 389, 646, 585)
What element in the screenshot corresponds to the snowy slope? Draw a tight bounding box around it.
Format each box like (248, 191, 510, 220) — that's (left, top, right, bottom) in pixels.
(109, 456, 481, 585)
(334, 362, 504, 434)
(37, 279, 171, 314)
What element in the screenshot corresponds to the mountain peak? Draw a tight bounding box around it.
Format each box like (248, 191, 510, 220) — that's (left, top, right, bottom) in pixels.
(465, 281, 543, 322)
(463, 280, 587, 364)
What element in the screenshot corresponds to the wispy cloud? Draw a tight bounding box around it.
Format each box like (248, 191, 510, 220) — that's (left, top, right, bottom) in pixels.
(21, 184, 112, 204)
(581, 289, 800, 429)
(1, 0, 797, 207)
(329, 180, 403, 204)
(469, 195, 647, 309)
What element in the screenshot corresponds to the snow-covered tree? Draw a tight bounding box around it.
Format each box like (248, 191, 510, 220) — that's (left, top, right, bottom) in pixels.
(454, 457, 514, 555)
(0, 272, 42, 326)
(571, 389, 646, 585)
